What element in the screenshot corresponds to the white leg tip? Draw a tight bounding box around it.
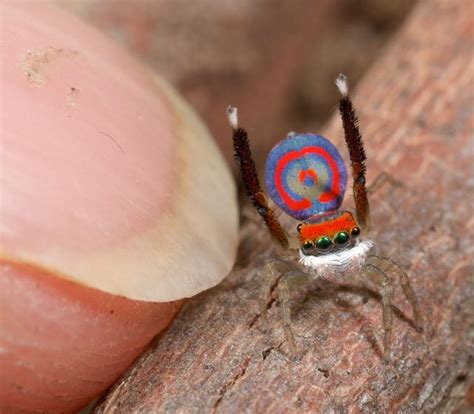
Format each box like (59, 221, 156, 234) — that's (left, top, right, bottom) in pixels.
(335, 73, 349, 97)
(226, 106, 238, 129)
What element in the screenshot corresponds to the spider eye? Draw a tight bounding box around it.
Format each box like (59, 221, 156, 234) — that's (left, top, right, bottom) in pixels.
(316, 236, 332, 250)
(334, 231, 349, 245)
(351, 227, 361, 237)
(297, 223, 303, 233)
(302, 240, 314, 250)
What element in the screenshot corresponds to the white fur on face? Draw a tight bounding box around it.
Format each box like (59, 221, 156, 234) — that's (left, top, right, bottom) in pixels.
(299, 239, 374, 276)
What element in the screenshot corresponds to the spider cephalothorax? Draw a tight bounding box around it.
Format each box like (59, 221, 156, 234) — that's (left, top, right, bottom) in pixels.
(298, 211, 360, 255)
(297, 211, 374, 280)
(228, 74, 420, 355)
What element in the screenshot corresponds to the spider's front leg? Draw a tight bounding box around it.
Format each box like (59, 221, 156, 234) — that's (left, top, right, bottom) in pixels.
(336, 74, 371, 232)
(227, 106, 289, 249)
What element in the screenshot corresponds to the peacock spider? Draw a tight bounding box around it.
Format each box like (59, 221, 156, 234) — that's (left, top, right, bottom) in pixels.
(227, 74, 421, 356)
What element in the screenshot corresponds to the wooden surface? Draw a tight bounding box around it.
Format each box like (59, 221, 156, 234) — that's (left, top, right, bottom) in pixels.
(94, 0, 474, 412)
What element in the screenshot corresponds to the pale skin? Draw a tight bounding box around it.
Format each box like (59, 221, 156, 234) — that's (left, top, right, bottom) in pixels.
(229, 74, 421, 357)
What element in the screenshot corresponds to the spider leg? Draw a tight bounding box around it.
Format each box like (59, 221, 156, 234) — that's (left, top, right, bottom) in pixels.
(260, 260, 278, 326)
(361, 262, 394, 356)
(368, 172, 403, 195)
(367, 255, 422, 331)
(260, 258, 294, 326)
(227, 106, 289, 249)
(336, 74, 371, 232)
(260, 258, 309, 352)
(278, 277, 297, 353)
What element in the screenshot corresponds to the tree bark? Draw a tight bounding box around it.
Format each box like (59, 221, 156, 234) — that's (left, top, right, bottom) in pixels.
(94, 0, 473, 412)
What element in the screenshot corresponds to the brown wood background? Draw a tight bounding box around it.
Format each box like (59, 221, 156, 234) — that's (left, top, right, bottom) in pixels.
(94, 0, 474, 412)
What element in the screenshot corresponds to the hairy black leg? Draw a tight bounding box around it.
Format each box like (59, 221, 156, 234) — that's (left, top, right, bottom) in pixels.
(227, 106, 289, 249)
(335, 74, 371, 232)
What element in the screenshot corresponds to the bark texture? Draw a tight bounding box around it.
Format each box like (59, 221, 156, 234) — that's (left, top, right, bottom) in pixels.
(95, 0, 474, 412)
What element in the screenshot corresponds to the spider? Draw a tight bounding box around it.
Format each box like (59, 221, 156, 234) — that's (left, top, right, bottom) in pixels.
(227, 74, 421, 356)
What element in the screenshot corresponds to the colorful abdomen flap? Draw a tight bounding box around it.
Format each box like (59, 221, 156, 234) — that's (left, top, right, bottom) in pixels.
(264, 133, 347, 220)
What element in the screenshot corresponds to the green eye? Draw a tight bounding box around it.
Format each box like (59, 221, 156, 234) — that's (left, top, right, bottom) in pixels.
(335, 231, 350, 245)
(316, 236, 332, 250)
(302, 240, 314, 250)
(351, 227, 361, 237)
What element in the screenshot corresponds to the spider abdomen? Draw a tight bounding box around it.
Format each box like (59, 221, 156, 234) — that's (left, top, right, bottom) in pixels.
(264, 133, 348, 220)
